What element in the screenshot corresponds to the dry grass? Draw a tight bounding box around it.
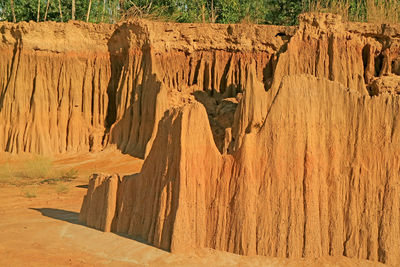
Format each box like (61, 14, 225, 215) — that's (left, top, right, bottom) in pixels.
(119, 1, 170, 22)
(307, 0, 400, 24)
(0, 156, 79, 198)
(19, 156, 52, 179)
(55, 183, 70, 194)
(0, 156, 78, 186)
(0, 162, 14, 184)
(365, 0, 400, 23)
(22, 188, 37, 198)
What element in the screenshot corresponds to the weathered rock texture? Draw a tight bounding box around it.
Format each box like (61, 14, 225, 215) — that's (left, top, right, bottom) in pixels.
(0, 19, 293, 156)
(1, 12, 400, 266)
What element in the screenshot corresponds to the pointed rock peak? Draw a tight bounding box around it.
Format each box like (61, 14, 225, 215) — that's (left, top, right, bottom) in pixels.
(232, 61, 268, 149)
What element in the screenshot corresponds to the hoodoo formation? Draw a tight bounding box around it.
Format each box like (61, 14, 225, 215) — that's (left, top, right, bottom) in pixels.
(1, 12, 400, 265)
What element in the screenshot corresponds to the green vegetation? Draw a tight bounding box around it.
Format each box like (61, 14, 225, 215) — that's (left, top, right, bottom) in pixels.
(0, 0, 399, 26)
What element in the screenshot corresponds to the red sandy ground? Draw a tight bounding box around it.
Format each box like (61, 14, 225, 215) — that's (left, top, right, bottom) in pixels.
(0, 150, 385, 267)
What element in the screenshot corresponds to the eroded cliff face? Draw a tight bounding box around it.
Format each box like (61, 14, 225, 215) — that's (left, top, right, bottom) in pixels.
(80, 74, 400, 265)
(106, 21, 294, 157)
(2, 12, 400, 266)
(0, 22, 113, 154)
(0, 19, 292, 156)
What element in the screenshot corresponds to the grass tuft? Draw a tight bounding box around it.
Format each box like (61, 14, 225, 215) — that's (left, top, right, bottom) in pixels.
(0, 162, 14, 184)
(23, 188, 37, 198)
(19, 156, 52, 179)
(55, 184, 70, 194)
(0, 157, 79, 187)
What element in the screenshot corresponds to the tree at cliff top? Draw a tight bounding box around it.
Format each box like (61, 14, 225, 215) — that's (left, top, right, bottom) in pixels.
(0, 0, 316, 25)
(0, 0, 115, 23)
(0, 0, 399, 24)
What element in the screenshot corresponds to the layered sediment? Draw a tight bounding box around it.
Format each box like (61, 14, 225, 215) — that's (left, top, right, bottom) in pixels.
(1, 12, 400, 266)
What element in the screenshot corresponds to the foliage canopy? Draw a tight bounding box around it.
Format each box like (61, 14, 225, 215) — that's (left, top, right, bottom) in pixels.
(0, 0, 399, 25)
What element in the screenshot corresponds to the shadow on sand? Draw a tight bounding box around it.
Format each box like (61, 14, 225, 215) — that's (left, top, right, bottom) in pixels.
(29, 207, 157, 248)
(75, 184, 88, 189)
(30, 208, 81, 225)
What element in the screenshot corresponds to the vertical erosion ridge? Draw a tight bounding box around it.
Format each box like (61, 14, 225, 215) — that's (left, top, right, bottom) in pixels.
(0, 22, 114, 154)
(0, 19, 288, 156)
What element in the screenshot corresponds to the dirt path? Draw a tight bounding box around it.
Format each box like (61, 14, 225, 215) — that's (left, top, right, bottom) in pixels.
(0, 151, 386, 267)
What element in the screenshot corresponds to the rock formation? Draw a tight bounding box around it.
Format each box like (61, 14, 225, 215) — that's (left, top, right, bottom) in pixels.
(80, 74, 400, 265)
(0, 22, 113, 154)
(1, 12, 400, 266)
(0, 19, 293, 156)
